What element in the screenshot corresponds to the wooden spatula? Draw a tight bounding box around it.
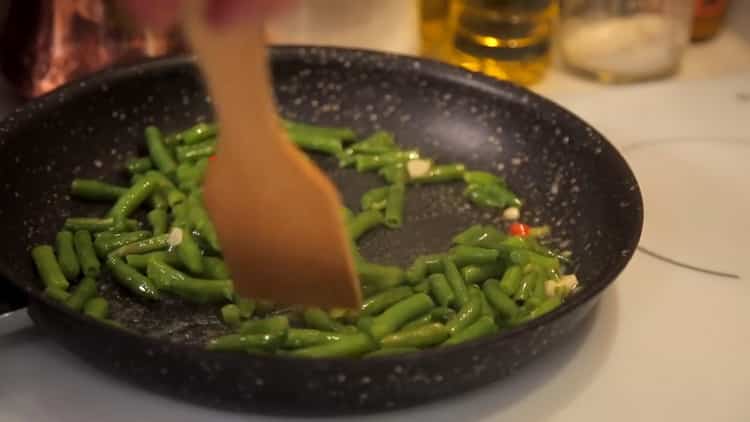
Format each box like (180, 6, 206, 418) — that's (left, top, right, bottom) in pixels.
(183, 3, 361, 308)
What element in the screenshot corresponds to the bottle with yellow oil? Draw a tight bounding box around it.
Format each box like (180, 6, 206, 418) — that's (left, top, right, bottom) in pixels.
(420, 0, 558, 86)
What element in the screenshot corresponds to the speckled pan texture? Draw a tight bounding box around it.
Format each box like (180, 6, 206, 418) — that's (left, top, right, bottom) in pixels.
(0, 47, 642, 414)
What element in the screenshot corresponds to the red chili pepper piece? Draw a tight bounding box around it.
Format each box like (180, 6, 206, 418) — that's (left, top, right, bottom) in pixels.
(508, 222, 530, 237)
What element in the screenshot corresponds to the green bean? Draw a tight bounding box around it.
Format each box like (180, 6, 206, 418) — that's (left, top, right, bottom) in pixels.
(461, 262, 505, 284)
(465, 183, 521, 209)
(379, 163, 408, 184)
(337, 149, 356, 168)
(235, 297, 256, 319)
(498, 265, 523, 296)
(526, 296, 562, 320)
(125, 251, 174, 270)
(106, 255, 160, 300)
(410, 163, 465, 183)
(350, 131, 396, 154)
(442, 257, 469, 307)
(185, 191, 221, 252)
(176, 140, 216, 162)
(94, 231, 151, 257)
(126, 157, 153, 174)
(452, 224, 506, 249)
(71, 179, 128, 201)
(427, 273, 454, 307)
(107, 176, 157, 222)
(44, 286, 71, 302)
(63, 217, 139, 233)
(423, 254, 446, 273)
(203, 256, 230, 279)
(443, 316, 497, 346)
(347, 210, 383, 240)
(361, 286, 413, 316)
(31, 245, 69, 290)
(146, 260, 232, 304)
(254, 299, 276, 316)
(288, 133, 343, 156)
(207, 333, 284, 352)
(357, 261, 404, 294)
(149, 191, 168, 210)
(175, 159, 208, 190)
(445, 292, 482, 334)
(145, 126, 177, 174)
(283, 328, 346, 349)
(303, 308, 348, 332)
(73, 230, 100, 277)
(147, 209, 168, 236)
(381, 323, 450, 348)
(463, 171, 505, 186)
(290, 333, 376, 358)
(55, 231, 80, 280)
(360, 186, 390, 211)
(165, 189, 186, 207)
(65, 276, 98, 312)
(356, 316, 374, 332)
(431, 306, 457, 323)
(514, 271, 540, 302)
(364, 347, 420, 358)
(111, 233, 170, 257)
(174, 227, 204, 275)
(283, 120, 356, 141)
(472, 284, 496, 319)
(368, 293, 434, 339)
(238, 316, 289, 335)
(412, 279, 430, 293)
(180, 122, 218, 144)
(221, 304, 242, 328)
(355, 150, 419, 172)
(384, 184, 405, 228)
(83, 297, 109, 320)
(525, 252, 561, 271)
(400, 313, 434, 330)
(450, 245, 500, 267)
(405, 256, 428, 284)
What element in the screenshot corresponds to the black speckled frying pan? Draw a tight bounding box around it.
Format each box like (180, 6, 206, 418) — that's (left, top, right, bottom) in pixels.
(0, 47, 642, 415)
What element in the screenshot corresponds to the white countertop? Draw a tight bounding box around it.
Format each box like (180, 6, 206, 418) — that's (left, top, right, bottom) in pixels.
(2, 8, 750, 422)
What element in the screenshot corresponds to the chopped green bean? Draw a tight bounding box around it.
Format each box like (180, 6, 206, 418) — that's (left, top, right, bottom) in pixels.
(174, 227, 204, 275)
(83, 297, 109, 319)
(357, 261, 404, 294)
(220, 304, 242, 328)
(180, 122, 218, 144)
(368, 293, 434, 339)
(176, 140, 216, 162)
(381, 323, 450, 348)
(442, 257, 469, 307)
(379, 163, 408, 184)
(347, 210, 383, 240)
(31, 245, 69, 290)
(238, 316, 289, 335)
(463, 171, 505, 186)
(405, 256, 428, 284)
(355, 150, 419, 172)
(364, 347, 420, 358)
(350, 131, 396, 154)
(290, 333, 376, 358)
(207, 333, 284, 352)
(303, 308, 349, 332)
(126, 157, 153, 174)
(410, 163, 465, 183)
(55, 231, 80, 280)
(63, 217, 139, 233)
(284, 328, 346, 349)
(65, 276, 98, 312)
(461, 262, 505, 284)
(71, 179, 128, 201)
(147, 209, 168, 236)
(450, 245, 500, 267)
(384, 184, 405, 228)
(361, 186, 390, 211)
(106, 255, 160, 300)
(465, 183, 521, 209)
(73, 230, 100, 277)
(44, 286, 71, 302)
(146, 260, 232, 304)
(283, 120, 356, 141)
(94, 231, 151, 257)
(445, 292, 482, 335)
(484, 278, 521, 318)
(429, 273, 455, 307)
(145, 126, 177, 174)
(443, 316, 497, 346)
(111, 233, 170, 257)
(361, 286, 413, 316)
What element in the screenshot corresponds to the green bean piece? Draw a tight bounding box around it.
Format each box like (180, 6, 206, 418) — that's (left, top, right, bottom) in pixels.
(94, 231, 151, 257)
(44, 286, 71, 303)
(381, 323, 450, 349)
(462, 262, 505, 284)
(55, 231, 80, 280)
(337, 149, 356, 168)
(238, 316, 290, 335)
(71, 179, 128, 201)
(429, 273, 455, 307)
(234, 297, 256, 319)
(443, 316, 498, 346)
(145, 126, 177, 174)
(83, 297, 109, 320)
(31, 245, 69, 290)
(146, 260, 232, 304)
(515, 271, 540, 302)
(73, 230, 100, 277)
(180, 122, 218, 144)
(107, 256, 160, 300)
(176, 159, 209, 190)
(149, 191, 168, 210)
(347, 210, 383, 240)
(283, 120, 356, 141)
(174, 227, 204, 275)
(361, 286, 413, 316)
(463, 171, 505, 186)
(368, 293, 435, 339)
(498, 265, 523, 296)
(63, 217, 139, 233)
(111, 233, 170, 257)
(207, 332, 284, 352)
(185, 191, 221, 252)
(303, 308, 348, 332)
(126, 157, 153, 174)
(526, 252, 561, 272)
(472, 284, 496, 319)
(124, 251, 174, 270)
(203, 257, 231, 279)
(357, 261, 405, 294)
(290, 333, 376, 358)
(254, 299, 276, 315)
(405, 256, 428, 284)
(379, 163, 408, 184)
(284, 328, 347, 349)
(165, 189, 186, 207)
(221, 304, 242, 328)
(383, 184, 406, 228)
(452, 224, 506, 248)
(147, 209, 168, 236)
(360, 186, 390, 211)
(431, 306, 457, 323)
(422, 254, 446, 274)
(107, 176, 157, 221)
(465, 183, 521, 209)
(356, 316, 374, 332)
(450, 245, 500, 267)
(65, 276, 98, 312)
(350, 131, 396, 154)
(442, 257, 469, 307)
(445, 292, 482, 334)
(412, 279, 430, 293)
(176, 139, 216, 162)
(288, 132, 343, 156)
(355, 150, 419, 172)
(410, 163, 465, 184)
(400, 313, 434, 330)
(364, 347, 420, 358)
(526, 296, 562, 320)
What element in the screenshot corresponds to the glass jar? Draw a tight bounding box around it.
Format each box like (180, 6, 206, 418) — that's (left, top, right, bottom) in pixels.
(559, 0, 694, 83)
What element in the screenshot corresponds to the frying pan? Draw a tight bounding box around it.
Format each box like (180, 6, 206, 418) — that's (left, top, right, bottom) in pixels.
(0, 47, 643, 414)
